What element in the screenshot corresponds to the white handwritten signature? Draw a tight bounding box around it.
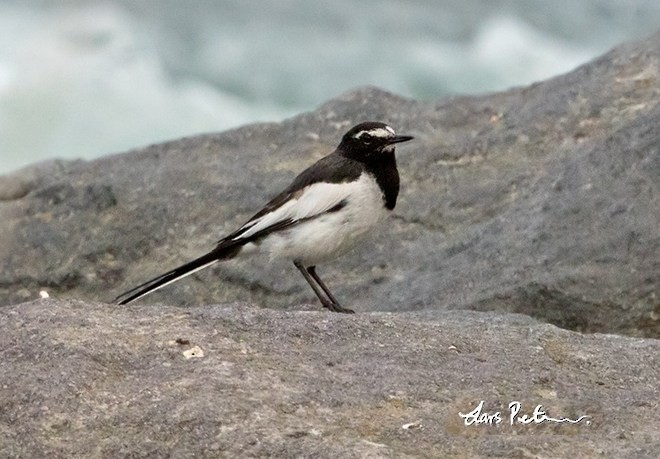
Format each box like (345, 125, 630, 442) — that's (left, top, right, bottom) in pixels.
(459, 400, 591, 426)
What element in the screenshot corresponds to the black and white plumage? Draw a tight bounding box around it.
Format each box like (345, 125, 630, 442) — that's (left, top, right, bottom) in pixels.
(114, 121, 413, 313)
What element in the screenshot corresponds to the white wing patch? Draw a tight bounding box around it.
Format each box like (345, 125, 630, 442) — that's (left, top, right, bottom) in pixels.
(231, 179, 360, 241)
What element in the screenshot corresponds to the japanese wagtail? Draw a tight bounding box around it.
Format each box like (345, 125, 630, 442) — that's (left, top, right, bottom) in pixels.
(114, 121, 413, 313)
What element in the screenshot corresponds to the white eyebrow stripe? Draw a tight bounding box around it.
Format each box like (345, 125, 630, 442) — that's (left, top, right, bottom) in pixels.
(355, 127, 395, 139)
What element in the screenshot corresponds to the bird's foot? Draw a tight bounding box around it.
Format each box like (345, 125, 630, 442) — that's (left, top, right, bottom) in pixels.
(321, 300, 355, 314)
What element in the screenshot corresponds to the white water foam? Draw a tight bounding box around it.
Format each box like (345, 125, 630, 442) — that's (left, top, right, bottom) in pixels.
(0, 0, 658, 174)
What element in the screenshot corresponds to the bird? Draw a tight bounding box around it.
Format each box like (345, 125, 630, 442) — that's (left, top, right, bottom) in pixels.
(113, 121, 413, 313)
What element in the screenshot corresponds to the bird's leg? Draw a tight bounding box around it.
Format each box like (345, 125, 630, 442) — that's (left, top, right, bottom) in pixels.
(293, 261, 354, 314)
(306, 266, 341, 307)
(307, 265, 355, 314)
(293, 261, 336, 311)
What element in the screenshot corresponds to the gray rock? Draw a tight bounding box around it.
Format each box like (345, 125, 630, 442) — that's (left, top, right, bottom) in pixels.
(0, 32, 659, 340)
(1, 298, 659, 458)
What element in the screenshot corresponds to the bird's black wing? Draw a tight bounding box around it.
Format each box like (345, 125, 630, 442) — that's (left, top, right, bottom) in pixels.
(219, 153, 363, 244)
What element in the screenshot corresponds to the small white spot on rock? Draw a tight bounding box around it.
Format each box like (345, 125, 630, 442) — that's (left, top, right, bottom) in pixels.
(39, 290, 49, 299)
(402, 420, 423, 430)
(361, 439, 388, 448)
(183, 346, 204, 359)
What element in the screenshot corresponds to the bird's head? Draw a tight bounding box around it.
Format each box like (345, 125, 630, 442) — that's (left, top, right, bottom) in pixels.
(338, 121, 413, 161)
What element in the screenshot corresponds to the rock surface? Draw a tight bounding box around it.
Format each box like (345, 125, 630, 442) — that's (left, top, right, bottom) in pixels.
(1, 298, 659, 458)
(1, 32, 659, 338)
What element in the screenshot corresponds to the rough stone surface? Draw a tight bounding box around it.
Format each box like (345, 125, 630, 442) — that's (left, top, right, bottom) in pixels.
(1, 298, 659, 458)
(1, 33, 659, 338)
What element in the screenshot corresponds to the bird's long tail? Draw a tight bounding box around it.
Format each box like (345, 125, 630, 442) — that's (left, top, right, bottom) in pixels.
(113, 244, 242, 305)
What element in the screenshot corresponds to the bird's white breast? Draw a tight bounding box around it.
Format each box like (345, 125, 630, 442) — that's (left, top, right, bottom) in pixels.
(259, 173, 390, 265)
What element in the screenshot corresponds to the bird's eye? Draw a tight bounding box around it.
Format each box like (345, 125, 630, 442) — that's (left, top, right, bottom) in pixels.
(361, 133, 373, 144)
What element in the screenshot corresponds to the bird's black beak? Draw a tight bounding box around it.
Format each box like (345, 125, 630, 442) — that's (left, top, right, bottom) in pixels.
(388, 135, 414, 145)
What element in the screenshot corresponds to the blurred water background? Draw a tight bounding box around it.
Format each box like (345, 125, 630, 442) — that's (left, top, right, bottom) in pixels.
(1, 0, 659, 174)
